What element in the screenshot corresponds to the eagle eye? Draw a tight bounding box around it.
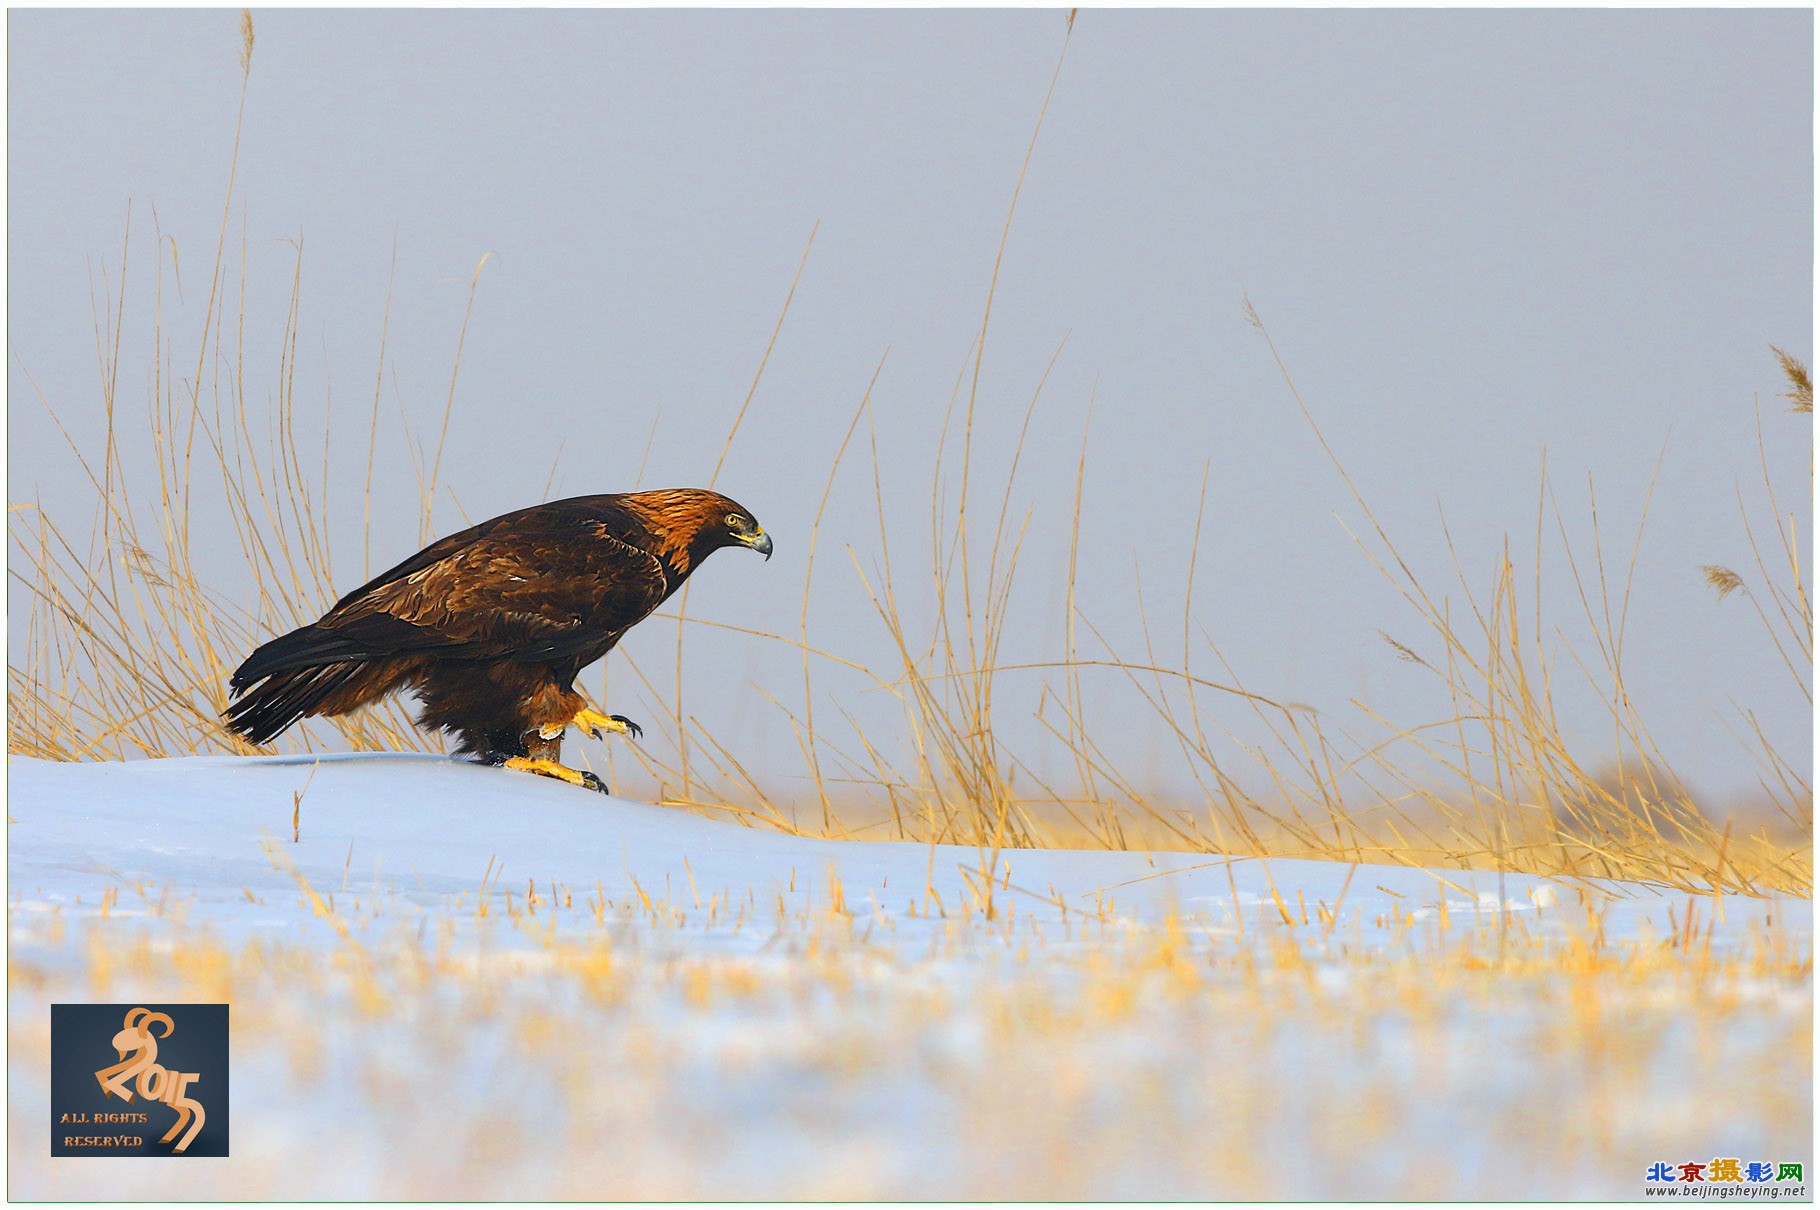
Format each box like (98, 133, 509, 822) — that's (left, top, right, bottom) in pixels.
(726, 514, 748, 533)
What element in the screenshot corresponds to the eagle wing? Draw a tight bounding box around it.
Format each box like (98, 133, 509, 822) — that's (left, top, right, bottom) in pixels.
(318, 509, 670, 664)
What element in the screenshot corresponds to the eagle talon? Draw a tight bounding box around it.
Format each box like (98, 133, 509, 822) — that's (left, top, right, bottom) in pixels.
(568, 707, 639, 741)
(496, 755, 606, 793)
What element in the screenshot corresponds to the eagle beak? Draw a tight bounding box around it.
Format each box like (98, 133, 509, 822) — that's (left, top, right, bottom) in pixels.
(745, 530, 773, 560)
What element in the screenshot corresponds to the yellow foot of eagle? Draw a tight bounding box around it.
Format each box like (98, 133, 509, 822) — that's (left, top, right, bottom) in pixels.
(537, 707, 643, 742)
(492, 755, 608, 794)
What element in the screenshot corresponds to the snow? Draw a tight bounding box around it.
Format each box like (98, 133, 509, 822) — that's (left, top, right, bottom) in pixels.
(8, 754, 1811, 1199)
(3, 752, 1739, 945)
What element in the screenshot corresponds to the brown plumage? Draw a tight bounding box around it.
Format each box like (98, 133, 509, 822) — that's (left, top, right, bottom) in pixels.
(224, 488, 772, 791)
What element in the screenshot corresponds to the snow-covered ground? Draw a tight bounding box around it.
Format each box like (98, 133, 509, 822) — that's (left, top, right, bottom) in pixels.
(8, 754, 1811, 1199)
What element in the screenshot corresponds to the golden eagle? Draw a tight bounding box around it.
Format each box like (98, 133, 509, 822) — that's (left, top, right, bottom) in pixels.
(224, 488, 771, 791)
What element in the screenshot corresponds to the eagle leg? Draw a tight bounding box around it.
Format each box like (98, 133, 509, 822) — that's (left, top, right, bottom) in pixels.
(537, 707, 643, 742)
(483, 753, 609, 794)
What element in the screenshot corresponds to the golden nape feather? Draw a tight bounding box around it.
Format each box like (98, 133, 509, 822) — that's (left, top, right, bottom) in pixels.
(224, 488, 772, 792)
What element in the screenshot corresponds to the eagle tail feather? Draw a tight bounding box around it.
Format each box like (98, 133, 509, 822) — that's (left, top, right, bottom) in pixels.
(223, 662, 371, 746)
(228, 624, 384, 691)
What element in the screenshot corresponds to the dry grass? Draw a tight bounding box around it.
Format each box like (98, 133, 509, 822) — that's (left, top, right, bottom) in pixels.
(1773, 344, 1813, 413)
(7, 876, 1810, 1200)
(8, 14, 1810, 896)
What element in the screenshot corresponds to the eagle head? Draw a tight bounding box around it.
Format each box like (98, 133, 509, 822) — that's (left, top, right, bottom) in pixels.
(623, 488, 773, 570)
(719, 506, 773, 560)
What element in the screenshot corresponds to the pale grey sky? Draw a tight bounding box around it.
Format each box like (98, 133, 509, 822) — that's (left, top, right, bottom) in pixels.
(8, 9, 1812, 809)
